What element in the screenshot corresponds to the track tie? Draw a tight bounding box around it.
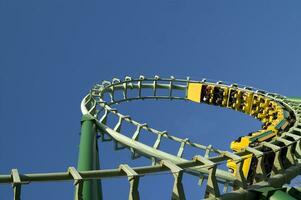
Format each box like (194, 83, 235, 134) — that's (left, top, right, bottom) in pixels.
(262, 142, 284, 175)
(221, 151, 247, 190)
(276, 138, 296, 165)
(245, 147, 266, 182)
(193, 155, 220, 198)
(119, 164, 140, 200)
(161, 160, 186, 200)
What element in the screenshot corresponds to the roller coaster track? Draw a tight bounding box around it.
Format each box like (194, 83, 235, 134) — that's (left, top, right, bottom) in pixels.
(1, 75, 301, 200)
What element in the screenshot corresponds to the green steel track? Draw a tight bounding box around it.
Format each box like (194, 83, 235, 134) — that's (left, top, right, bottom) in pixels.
(1, 75, 301, 200)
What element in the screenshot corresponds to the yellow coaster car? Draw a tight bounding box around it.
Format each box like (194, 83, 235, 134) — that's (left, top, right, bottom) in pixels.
(186, 82, 293, 183)
(227, 129, 275, 182)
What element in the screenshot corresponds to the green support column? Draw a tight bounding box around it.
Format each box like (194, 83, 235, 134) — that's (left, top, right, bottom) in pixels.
(77, 114, 102, 200)
(95, 137, 102, 198)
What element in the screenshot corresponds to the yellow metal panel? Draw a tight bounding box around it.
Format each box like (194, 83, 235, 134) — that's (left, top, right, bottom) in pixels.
(242, 92, 254, 114)
(221, 87, 229, 106)
(242, 154, 252, 178)
(230, 137, 250, 152)
(187, 83, 202, 103)
(227, 154, 252, 178)
(227, 88, 238, 108)
(234, 91, 242, 110)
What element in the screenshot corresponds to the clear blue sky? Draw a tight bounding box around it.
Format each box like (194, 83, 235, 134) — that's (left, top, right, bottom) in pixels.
(1, 1, 301, 199)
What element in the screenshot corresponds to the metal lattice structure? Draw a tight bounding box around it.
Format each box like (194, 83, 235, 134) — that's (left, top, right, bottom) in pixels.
(1, 75, 301, 200)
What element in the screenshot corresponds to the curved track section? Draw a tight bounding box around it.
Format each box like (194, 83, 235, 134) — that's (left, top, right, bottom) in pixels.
(1, 75, 301, 200)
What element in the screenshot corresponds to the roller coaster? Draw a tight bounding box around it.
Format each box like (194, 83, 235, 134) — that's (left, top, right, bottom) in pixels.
(1, 75, 301, 200)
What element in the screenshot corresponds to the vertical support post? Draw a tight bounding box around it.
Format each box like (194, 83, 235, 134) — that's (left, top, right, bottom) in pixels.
(285, 133, 301, 159)
(77, 114, 102, 200)
(277, 138, 296, 166)
(262, 142, 284, 176)
(95, 141, 102, 199)
(221, 152, 247, 190)
(161, 160, 186, 200)
(69, 167, 83, 200)
(119, 164, 140, 200)
(11, 169, 21, 200)
(193, 155, 220, 198)
(245, 147, 267, 183)
(223, 181, 229, 193)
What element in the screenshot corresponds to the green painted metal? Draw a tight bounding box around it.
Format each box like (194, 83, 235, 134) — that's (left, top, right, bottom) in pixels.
(77, 114, 102, 200)
(95, 141, 102, 199)
(250, 130, 273, 142)
(288, 97, 301, 102)
(251, 186, 299, 200)
(269, 190, 296, 200)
